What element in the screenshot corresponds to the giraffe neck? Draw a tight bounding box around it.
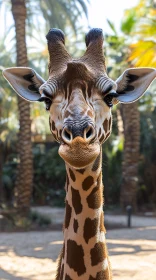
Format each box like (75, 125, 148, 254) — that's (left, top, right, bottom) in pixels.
(57, 151, 112, 280)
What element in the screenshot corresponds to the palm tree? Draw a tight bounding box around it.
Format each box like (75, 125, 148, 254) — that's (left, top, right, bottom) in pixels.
(120, 102, 140, 211)
(27, 0, 88, 34)
(119, 0, 156, 211)
(11, 0, 33, 215)
(105, 19, 142, 211)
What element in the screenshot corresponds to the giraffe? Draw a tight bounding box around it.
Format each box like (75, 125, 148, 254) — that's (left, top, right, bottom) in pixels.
(3, 28, 156, 280)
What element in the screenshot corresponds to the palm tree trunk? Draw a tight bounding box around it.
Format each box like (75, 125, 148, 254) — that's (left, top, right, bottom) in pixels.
(11, 0, 33, 215)
(120, 103, 140, 212)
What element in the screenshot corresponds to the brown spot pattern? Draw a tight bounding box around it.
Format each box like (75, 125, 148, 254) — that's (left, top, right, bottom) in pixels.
(69, 168, 76, 182)
(89, 270, 109, 280)
(98, 269, 110, 279)
(82, 176, 94, 191)
(88, 84, 92, 98)
(65, 110, 71, 118)
(66, 173, 69, 185)
(71, 187, 82, 214)
(92, 154, 101, 171)
(89, 276, 95, 280)
(90, 242, 106, 266)
(73, 219, 78, 233)
(103, 119, 108, 133)
(105, 132, 110, 141)
(59, 129, 62, 137)
(64, 84, 68, 99)
(66, 173, 69, 191)
(83, 217, 98, 243)
(65, 274, 72, 280)
(99, 134, 104, 143)
(52, 120, 55, 131)
(65, 201, 72, 228)
(76, 168, 85, 174)
(68, 83, 73, 100)
(87, 187, 101, 209)
(82, 84, 86, 99)
(67, 239, 86, 276)
(109, 118, 112, 129)
(98, 128, 101, 137)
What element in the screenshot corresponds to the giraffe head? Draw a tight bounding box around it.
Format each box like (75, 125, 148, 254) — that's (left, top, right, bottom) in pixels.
(3, 28, 156, 169)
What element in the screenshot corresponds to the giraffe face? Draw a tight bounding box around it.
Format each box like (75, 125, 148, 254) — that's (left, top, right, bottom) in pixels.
(49, 81, 112, 169)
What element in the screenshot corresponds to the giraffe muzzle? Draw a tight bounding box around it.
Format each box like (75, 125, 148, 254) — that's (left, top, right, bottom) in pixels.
(59, 136, 100, 168)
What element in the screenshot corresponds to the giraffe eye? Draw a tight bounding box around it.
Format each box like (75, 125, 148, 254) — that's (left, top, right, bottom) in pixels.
(103, 92, 119, 108)
(38, 94, 52, 110)
(45, 99, 52, 110)
(103, 94, 113, 107)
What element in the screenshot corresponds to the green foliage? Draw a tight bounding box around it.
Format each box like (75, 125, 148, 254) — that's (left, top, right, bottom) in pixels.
(1, 143, 66, 207)
(2, 160, 17, 201)
(102, 112, 123, 205)
(121, 9, 137, 34)
(138, 90, 156, 208)
(123, 0, 156, 67)
(107, 19, 117, 35)
(103, 146, 123, 205)
(33, 144, 66, 206)
(105, 20, 129, 79)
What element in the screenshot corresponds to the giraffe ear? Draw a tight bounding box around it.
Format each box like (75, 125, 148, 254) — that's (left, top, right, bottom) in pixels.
(115, 68, 156, 103)
(3, 67, 45, 101)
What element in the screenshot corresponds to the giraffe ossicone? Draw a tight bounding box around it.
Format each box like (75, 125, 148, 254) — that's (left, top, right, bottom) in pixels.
(3, 28, 156, 280)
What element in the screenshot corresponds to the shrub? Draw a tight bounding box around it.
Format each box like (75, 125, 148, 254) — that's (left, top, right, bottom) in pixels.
(33, 144, 66, 206)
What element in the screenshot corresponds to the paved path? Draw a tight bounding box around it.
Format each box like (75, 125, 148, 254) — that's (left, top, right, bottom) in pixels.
(0, 208, 156, 279)
(31, 206, 156, 228)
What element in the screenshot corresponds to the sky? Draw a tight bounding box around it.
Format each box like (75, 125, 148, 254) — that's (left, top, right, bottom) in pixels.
(0, 0, 139, 36)
(88, 0, 138, 33)
(0, 0, 139, 53)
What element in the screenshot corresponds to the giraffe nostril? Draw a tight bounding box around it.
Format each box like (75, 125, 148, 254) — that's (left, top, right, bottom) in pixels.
(84, 125, 95, 141)
(62, 127, 73, 143)
(64, 130, 71, 140)
(86, 128, 92, 138)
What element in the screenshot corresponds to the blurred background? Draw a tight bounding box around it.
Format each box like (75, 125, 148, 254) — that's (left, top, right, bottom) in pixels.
(0, 0, 156, 225)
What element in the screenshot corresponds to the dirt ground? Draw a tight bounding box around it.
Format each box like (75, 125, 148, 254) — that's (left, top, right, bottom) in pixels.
(0, 210, 156, 280)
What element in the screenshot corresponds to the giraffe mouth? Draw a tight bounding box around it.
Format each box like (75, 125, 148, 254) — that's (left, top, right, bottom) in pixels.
(59, 136, 100, 168)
